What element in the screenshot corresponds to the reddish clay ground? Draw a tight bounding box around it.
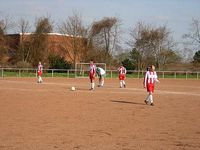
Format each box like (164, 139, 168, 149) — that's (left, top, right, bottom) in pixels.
(0, 77, 200, 150)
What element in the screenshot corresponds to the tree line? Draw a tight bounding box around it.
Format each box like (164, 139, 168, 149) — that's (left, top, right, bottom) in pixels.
(0, 13, 199, 70)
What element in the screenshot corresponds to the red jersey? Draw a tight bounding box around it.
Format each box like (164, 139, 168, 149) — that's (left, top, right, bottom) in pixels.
(144, 71, 158, 87)
(37, 64, 43, 76)
(89, 64, 96, 75)
(118, 66, 126, 75)
(118, 66, 126, 80)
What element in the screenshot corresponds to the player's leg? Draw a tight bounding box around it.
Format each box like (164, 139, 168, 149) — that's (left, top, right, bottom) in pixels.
(37, 72, 41, 83)
(145, 84, 151, 105)
(101, 76, 104, 86)
(98, 76, 101, 87)
(40, 74, 43, 82)
(119, 74, 122, 88)
(149, 92, 154, 106)
(149, 86, 154, 106)
(121, 75, 125, 88)
(147, 84, 154, 106)
(122, 79, 126, 88)
(120, 80, 123, 88)
(145, 94, 150, 103)
(89, 76, 95, 90)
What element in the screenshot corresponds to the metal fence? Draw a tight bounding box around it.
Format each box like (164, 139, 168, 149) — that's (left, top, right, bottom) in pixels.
(0, 68, 199, 79)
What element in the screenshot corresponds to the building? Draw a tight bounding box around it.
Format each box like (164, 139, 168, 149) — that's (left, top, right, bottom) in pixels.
(7, 33, 87, 64)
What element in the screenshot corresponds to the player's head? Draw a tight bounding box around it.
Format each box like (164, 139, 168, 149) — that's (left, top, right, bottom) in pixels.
(151, 65, 155, 71)
(39, 61, 41, 65)
(90, 59, 94, 64)
(146, 65, 151, 71)
(96, 67, 100, 74)
(121, 62, 124, 67)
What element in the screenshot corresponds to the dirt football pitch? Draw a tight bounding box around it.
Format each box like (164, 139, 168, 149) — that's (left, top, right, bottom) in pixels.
(0, 77, 200, 150)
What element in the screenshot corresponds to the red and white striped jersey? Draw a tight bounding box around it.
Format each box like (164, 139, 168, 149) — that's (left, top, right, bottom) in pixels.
(38, 64, 43, 72)
(89, 64, 96, 74)
(144, 71, 158, 87)
(118, 66, 126, 75)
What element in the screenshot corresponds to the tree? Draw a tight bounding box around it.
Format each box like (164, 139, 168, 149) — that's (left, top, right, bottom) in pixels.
(29, 16, 53, 66)
(128, 22, 176, 70)
(58, 12, 87, 68)
(121, 58, 135, 71)
(14, 18, 31, 65)
(0, 17, 10, 66)
(183, 18, 200, 47)
(129, 48, 142, 70)
(183, 18, 200, 64)
(193, 50, 200, 67)
(87, 17, 120, 65)
(48, 55, 72, 70)
(159, 49, 181, 70)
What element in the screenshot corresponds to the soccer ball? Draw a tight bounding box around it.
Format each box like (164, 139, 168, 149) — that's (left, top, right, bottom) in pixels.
(71, 86, 75, 91)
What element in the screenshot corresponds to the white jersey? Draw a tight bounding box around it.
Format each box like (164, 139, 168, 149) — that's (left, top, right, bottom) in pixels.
(97, 67, 105, 75)
(144, 71, 158, 87)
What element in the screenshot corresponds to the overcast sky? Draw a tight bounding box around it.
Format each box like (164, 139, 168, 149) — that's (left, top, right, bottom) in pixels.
(1, 0, 200, 47)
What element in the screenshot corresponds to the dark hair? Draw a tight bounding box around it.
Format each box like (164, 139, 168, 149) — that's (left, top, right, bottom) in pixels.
(146, 66, 150, 71)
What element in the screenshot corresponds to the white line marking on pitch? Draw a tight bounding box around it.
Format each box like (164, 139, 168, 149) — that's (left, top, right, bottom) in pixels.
(1, 79, 199, 96)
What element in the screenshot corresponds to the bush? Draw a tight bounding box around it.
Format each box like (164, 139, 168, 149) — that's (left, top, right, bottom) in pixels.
(48, 55, 72, 70)
(121, 58, 135, 72)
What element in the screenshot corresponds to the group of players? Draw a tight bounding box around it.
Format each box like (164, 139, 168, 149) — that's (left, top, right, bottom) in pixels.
(37, 60, 159, 106)
(89, 59, 159, 106)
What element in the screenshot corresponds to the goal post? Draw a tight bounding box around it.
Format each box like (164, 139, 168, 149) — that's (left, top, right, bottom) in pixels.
(75, 62, 106, 78)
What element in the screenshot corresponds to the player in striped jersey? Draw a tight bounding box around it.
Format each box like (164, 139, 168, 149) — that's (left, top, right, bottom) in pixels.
(143, 65, 159, 106)
(118, 64, 127, 88)
(37, 61, 43, 83)
(89, 59, 96, 90)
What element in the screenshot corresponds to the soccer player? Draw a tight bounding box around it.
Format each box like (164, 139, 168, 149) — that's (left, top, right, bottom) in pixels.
(96, 67, 106, 87)
(118, 64, 127, 88)
(89, 59, 96, 90)
(143, 65, 159, 106)
(37, 61, 43, 83)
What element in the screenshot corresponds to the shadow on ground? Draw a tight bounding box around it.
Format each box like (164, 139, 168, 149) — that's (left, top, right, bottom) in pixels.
(111, 100, 146, 106)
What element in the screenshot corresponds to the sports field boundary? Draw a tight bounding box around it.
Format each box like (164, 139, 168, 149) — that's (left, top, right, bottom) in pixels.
(0, 68, 199, 79)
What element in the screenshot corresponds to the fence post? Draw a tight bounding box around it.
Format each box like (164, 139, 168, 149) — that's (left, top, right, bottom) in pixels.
(67, 70, 69, 78)
(174, 72, 176, 79)
(19, 69, 21, 77)
(197, 72, 199, 79)
(1, 68, 3, 77)
(186, 72, 188, 79)
(162, 71, 164, 78)
(111, 70, 112, 78)
(52, 69, 53, 78)
(137, 71, 140, 79)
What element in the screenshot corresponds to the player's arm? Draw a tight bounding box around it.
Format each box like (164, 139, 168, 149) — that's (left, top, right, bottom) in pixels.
(143, 72, 148, 88)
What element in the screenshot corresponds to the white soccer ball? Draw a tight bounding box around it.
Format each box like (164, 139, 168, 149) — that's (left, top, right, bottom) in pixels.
(71, 86, 75, 91)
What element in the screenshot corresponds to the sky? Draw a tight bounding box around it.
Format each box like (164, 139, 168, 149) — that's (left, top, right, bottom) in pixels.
(0, 0, 200, 51)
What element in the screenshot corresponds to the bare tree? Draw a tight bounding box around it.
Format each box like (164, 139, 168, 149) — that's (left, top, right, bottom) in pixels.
(0, 16, 11, 66)
(58, 12, 87, 68)
(15, 18, 31, 64)
(29, 16, 53, 66)
(88, 17, 120, 64)
(128, 22, 152, 69)
(128, 22, 176, 70)
(183, 18, 200, 46)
